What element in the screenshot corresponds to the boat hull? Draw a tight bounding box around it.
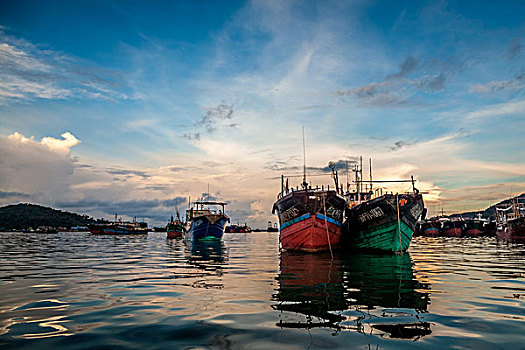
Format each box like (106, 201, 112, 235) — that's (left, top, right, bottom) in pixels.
(421, 227, 440, 237)
(463, 229, 482, 237)
(103, 226, 148, 235)
(463, 220, 485, 237)
(88, 223, 148, 235)
(185, 215, 229, 242)
(497, 217, 525, 241)
(442, 221, 463, 237)
(166, 223, 184, 238)
(280, 214, 342, 252)
(343, 193, 424, 253)
(272, 189, 346, 253)
(87, 224, 106, 235)
(443, 228, 462, 237)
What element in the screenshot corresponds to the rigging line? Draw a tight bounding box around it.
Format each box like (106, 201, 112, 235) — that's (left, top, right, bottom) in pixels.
(323, 194, 334, 260)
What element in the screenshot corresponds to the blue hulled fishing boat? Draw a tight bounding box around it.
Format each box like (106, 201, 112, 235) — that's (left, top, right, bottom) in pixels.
(185, 201, 230, 241)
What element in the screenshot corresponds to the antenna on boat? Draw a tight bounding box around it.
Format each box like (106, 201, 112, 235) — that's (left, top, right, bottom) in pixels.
(302, 126, 307, 189)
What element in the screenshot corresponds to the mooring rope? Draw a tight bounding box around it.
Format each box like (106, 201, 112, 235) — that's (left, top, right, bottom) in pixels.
(396, 193, 403, 255)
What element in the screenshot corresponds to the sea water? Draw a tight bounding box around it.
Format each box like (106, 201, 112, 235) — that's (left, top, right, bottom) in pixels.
(0, 232, 524, 349)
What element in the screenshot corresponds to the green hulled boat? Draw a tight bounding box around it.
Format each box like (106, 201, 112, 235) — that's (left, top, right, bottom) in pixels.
(343, 192, 425, 253)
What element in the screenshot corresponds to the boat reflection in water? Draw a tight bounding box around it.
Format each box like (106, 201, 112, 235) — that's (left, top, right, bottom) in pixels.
(273, 251, 431, 340)
(184, 241, 228, 271)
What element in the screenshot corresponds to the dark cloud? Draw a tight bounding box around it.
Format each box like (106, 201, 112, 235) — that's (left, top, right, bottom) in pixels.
(387, 56, 418, 80)
(370, 136, 390, 141)
(185, 102, 236, 140)
(390, 140, 418, 151)
(309, 160, 355, 173)
(199, 192, 218, 201)
(507, 38, 523, 60)
(0, 191, 30, 198)
(416, 73, 446, 92)
(107, 168, 151, 178)
(183, 132, 201, 141)
(264, 160, 300, 172)
(161, 197, 187, 207)
(470, 71, 525, 94)
(55, 196, 188, 223)
(334, 55, 451, 107)
(74, 163, 94, 169)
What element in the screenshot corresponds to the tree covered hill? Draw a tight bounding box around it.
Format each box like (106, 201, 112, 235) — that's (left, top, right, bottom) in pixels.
(0, 203, 106, 230)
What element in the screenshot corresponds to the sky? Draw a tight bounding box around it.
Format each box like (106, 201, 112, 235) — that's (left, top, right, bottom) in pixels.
(0, 0, 524, 227)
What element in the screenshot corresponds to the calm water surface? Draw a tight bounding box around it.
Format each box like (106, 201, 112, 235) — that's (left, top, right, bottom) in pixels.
(0, 232, 524, 349)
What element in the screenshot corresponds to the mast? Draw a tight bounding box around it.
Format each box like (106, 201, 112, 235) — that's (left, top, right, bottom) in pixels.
(369, 158, 372, 193)
(360, 156, 363, 194)
(302, 126, 307, 189)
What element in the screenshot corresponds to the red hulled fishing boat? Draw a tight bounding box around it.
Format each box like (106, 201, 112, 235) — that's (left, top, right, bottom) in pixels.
(272, 182, 346, 252)
(272, 131, 346, 252)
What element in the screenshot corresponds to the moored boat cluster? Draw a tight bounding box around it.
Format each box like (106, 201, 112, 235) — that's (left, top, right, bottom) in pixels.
(415, 196, 525, 241)
(272, 158, 425, 254)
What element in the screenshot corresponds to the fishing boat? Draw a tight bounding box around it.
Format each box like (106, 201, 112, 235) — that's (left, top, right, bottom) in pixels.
(344, 191, 424, 253)
(88, 215, 148, 235)
(166, 211, 185, 238)
(225, 223, 251, 233)
(185, 201, 230, 242)
(272, 130, 346, 253)
(496, 196, 525, 240)
(441, 218, 463, 237)
(463, 214, 487, 237)
(272, 157, 346, 253)
(342, 156, 425, 253)
(272, 183, 346, 253)
(266, 221, 279, 232)
(419, 218, 442, 237)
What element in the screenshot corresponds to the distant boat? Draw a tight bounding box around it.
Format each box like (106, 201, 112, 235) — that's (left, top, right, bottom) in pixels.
(418, 218, 441, 237)
(88, 215, 148, 235)
(225, 223, 251, 233)
(185, 201, 230, 242)
(441, 218, 463, 237)
(463, 214, 487, 237)
(266, 221, 279, 232)
(35, 226, 58, 234)
(496, 197, 525, 241)
(166, 211, 185, 238)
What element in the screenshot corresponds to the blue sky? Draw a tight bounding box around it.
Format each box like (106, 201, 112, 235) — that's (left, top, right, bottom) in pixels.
(0, 0, 524, 226)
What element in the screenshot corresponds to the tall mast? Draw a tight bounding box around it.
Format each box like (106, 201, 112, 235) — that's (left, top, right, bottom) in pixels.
(369, 158, 373, 193)
(302, 127, 307, 188)
(360, 156, 363, 193)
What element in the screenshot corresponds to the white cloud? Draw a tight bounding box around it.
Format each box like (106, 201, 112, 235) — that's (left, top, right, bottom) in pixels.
(0, 30, 129, 105)
(7, 131, 80, 155)
(0, 131, 80, 203)
(466, 99, 525, 119)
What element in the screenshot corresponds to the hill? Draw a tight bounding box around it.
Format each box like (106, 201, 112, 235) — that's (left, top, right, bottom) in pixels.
(448, 193, 525, 220)
(0, 203, 106, 230)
